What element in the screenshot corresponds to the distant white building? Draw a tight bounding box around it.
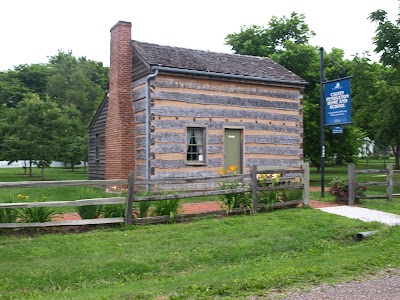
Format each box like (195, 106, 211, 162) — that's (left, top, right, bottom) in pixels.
(359, 137, 374, 157)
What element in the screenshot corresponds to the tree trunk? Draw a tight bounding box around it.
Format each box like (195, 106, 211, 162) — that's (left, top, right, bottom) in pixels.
(29, 160, 33, 177)
(393, 144, 400, 170)
(84, 161, 87, 173)
(71, 159, 75, 172)
(41, 161, 45, 180)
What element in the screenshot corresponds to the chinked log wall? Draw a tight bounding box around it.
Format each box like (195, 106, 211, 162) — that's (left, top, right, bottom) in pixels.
(131, 75, 304, 179)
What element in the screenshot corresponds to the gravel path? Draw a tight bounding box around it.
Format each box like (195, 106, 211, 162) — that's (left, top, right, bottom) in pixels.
(318, 206, 400, 226)
(278, 270, 400, 300)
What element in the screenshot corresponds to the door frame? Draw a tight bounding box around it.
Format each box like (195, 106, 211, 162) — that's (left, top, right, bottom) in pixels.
(223, 127, 245, 174)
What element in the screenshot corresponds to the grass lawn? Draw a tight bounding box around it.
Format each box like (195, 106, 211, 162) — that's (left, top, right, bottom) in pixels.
(1, 208, 399, 300)
(0, 167, 88, 182)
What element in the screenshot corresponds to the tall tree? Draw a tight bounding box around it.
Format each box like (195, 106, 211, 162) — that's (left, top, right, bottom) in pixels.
(225, 12, 315, 57)
(368, 7, 400, 168)
(1, 94, 83, 179)
(0, 71, 29, 107)
(369, 9, 400, 69)
(47, 51, 108, 124)
(225, 13, 367, 169)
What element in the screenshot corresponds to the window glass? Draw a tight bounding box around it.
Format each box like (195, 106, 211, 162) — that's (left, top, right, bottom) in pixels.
(186, 127, 205, 163)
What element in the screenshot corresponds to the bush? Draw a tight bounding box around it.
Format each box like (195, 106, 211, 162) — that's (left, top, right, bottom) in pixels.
(15, 195, 55, 223)
(151, 199, 181, 223)
(102, 204, 125, 218)
(75, 205, 102, 219)
(0, 198, 18, 223)
(136, 201, 151, 218)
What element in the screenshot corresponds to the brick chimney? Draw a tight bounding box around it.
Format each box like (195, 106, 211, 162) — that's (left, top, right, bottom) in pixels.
(105, 21, 135, 179)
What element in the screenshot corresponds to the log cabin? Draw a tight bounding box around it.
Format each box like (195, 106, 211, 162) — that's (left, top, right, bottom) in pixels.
(88, 21, 307, 182)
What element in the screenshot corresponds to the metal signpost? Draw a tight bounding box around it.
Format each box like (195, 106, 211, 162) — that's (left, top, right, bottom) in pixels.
(320, 47, 352, 197)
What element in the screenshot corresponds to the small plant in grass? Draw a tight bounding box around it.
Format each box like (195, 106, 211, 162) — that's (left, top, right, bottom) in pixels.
(151, 198, 182, 223)
(329, 177, 367, 203)
(74, 187, 110, 219)
(257, 173, 281, 211)
(217, 166, 252, 214)
(17, 195, 55, 223)
(0, 196, 18, 223)
(102, 204, 125, 218)
(136, 201, 151, 218)
(75, 205, 103, 219)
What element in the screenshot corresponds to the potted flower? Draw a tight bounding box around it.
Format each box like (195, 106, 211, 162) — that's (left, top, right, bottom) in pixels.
(328, 177, 367, 204)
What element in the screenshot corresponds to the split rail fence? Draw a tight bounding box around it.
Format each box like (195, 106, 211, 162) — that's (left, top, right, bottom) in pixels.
(348, 163, 400, 205)
(0, 163, 309, 229)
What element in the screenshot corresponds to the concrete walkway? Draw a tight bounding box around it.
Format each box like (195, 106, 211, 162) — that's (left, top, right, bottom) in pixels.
(318, 206, 400, 226)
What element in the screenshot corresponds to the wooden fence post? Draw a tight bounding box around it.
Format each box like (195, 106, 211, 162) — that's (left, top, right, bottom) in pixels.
(125, 171, 135, 225)
(251, 165, 258, 215)
(387, 163, 393, 202)
(302, 163, 310, 206)
(348, 163, 355, 206)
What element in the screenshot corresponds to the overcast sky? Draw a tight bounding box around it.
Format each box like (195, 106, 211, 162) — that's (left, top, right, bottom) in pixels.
(1, 0, 398, 71)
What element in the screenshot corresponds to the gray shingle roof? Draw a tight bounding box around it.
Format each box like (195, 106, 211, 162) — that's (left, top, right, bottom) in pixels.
(132, 40, 306, 84)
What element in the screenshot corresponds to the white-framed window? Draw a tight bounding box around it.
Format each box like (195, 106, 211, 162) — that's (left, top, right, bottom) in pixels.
(186, 127, 206, 164)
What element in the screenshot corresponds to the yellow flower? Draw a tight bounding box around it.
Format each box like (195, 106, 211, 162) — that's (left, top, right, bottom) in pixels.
(229, 165, 237, 172)
(272, 173, 281, 182)
(217, 167, 225, 176)
(111, 186, 117, 191)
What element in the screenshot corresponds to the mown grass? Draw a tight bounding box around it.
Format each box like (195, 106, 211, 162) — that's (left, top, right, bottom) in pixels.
(0, 166, 88, 182)
(1, 209, 398, 300)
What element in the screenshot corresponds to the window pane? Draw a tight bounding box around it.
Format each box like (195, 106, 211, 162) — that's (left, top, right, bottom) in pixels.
(187, 127, 205, 162)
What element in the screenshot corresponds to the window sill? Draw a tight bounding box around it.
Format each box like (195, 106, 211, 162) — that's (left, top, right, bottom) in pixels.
(186, 162, 207, 166)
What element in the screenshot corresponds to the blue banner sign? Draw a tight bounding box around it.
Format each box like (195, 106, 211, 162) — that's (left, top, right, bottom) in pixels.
(324, 78, 351, 125)
(332, 125, 344, 134)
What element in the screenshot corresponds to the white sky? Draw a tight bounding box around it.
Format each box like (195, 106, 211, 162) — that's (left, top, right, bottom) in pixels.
(1, 0, 399, 72)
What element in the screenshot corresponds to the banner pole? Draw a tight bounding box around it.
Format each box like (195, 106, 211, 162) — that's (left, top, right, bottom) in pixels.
(320, 47, 325, 198)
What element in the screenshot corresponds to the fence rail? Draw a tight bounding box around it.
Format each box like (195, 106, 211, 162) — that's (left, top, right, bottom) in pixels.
(348, 163, 398, 205)
(0, 164, 310, 228)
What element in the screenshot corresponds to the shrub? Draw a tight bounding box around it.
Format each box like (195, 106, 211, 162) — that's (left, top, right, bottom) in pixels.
(75, 205, 102, 219)
(217, 166, 252, 214)
(136, 201, 151, 218)
(151, 199, 182, 223)
(102, 204, 125, 218)
(329, 177, 367, 199)
(0, 197, 18, 223)
(16, 196, 55, 223)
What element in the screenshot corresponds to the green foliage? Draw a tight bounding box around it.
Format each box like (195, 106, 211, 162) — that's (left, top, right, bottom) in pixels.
(0, 210, 395, 299)
(1, 94, 85, 179)
(225, 12, 315, 57)
(0, 197, 18, 223)
(328, 177, 367, 201)
(73, 187, 105, 219)
(17, 196, 55, 223)
(257, 175, 280, 210)
(47, 51, 108, 124)
(136, 201, 151, 218)
(151, 198, 182, 223)
(369, 9, 400, 69)
(75, 205, 102, 219)
(281, 188, 303, 202)
(0, 50, 108, 171)
(218, 180, 252, 214)
(102, 204, 125, 218)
